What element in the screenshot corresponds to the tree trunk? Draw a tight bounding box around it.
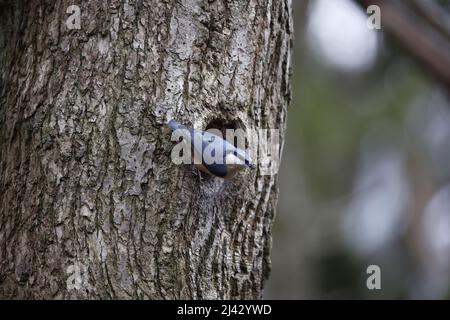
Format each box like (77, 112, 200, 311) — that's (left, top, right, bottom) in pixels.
(0, 0, 292, 299)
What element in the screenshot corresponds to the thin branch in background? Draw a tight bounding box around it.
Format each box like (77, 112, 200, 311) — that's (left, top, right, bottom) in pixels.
(357, 0, 450, 93)
(411, 0, 450, 41)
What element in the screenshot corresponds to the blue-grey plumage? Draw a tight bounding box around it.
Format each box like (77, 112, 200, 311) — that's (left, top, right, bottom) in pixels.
(167, 119, 255, 178)
(167, 119, 187, 131)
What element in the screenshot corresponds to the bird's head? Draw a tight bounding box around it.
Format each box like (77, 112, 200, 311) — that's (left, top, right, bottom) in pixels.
(225, 148, 256, 171)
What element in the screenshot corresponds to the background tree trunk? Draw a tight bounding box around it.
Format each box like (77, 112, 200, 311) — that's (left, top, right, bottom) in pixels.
(0, 0, 292, 299)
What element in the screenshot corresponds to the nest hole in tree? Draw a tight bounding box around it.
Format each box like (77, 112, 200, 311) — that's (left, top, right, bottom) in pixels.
(205, 118, 247, 149)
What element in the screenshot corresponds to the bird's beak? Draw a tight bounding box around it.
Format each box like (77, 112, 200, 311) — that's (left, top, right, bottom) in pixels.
(247, 163, 256, 169)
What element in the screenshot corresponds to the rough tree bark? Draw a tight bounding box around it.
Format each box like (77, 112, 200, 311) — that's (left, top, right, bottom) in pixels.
(0, 0, 292, 299)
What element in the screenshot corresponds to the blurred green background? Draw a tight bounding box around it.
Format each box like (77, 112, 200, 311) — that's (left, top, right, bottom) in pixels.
(266, 0, 450, 299)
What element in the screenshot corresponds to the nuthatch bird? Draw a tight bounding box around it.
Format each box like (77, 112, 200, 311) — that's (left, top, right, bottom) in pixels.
(168, 119, 255, 178)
